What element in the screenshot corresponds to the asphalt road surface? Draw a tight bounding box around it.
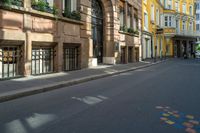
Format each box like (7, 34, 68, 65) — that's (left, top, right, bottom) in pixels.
(0, 59, 200, 133)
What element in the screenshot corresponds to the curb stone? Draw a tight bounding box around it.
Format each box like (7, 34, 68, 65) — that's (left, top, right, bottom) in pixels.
(0, 60, 165, 103)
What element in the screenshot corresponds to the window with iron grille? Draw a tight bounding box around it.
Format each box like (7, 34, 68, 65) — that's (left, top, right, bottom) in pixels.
(0, 46, 22, 79)
(64, 47, 79, 71)
(31, 48, 54, 75)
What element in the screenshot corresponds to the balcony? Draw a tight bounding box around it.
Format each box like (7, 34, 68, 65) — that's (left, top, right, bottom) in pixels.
(176, 30, 197, 37)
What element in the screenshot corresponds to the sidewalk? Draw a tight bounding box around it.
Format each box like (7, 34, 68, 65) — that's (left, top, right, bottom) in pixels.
(0, 59, 165, 103)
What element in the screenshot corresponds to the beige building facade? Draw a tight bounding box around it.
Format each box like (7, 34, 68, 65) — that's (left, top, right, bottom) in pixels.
(0, 0, 142, 79)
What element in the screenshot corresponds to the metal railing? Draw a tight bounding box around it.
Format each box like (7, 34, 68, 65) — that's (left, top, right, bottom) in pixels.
(175, 30, 197, 37)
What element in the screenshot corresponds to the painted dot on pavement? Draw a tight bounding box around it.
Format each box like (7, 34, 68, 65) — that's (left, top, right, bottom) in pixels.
(160, 117, 168, 121)
(168, 112, 174, 115)
(185, 128, 197, 133)
(183, 122, 194, 128)
(186, 115, 195, 119)
(189, 120, 199, 125)
(173, 114, 180, 118)
(162, 113, 170, 117)
(165, 120, 175, 125)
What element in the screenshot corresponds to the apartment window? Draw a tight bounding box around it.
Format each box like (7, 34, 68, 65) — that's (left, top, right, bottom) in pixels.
(164, 0, 167, 8)
(160, 14, 164, 27)
(134, 9, 138, 30)
(144, 12, 148, 30)
(197, 24, 200, 31)
(164, 15, 172, 27)
(127, 6, 131, 28)
(196, 3, 200, 10)
(189, 22, 193, 31)
(182, 21, 186, 31)
(189, 6, 193, 16)
(46, 0, 54, 7)
(168, 0, 172, 9)
(176, 19, 180, 32)
(151, 4, 155, 22)
(197, 14, 200, 20)
(63, 0, 77, 12)
(165, 16, 168, 26)
(182, 4, 186, 14)
(175, 2, 179, 12)
(156, 9, 160, 25)
(169, 16, 172, 26)
(120, 7, 124, 27)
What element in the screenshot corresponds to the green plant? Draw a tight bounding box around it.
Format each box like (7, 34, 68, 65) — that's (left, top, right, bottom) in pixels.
(196, 44, 200, 51)
(63, 9, 81, 21)
(127, 27, 134, 34)
(52, 4, 58, 16)
(134, 30, 139, 35)
(12, 0, 22, 6)
(36, 0, 46, 12)
(70, 11, 81, 20)
(32, 0, 58, 16)
(1, 0, 12, 7)
(63, 8, 71, 18)
(120, 25, 128, 32)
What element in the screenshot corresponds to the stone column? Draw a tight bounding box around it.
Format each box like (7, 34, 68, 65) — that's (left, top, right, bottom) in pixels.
(55, 22, 64, 72)
(24, 31, 32, 76)
(23, 1, 32, 76)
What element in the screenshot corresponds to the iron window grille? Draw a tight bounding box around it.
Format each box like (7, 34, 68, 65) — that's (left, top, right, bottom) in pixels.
(0, 46, 22, 79)
(31, 48, 54, 75)
(64, 47, 80, 71)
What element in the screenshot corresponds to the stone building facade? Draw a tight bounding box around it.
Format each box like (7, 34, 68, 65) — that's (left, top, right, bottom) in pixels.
(142, 0, 197, 60)
(0, 0, 142, 79)
(196, 0, 200, 42)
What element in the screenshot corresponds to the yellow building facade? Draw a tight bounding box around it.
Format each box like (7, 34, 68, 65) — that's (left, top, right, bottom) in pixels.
(142, 0, 196, 59)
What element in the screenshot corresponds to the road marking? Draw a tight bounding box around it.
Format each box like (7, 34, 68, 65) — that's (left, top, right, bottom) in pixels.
(26, 113, 57, 129)
(156, 106, 200, 133)
(97, 95, 108, 100)
(6, 120, 27, 133)
(72, 95, 108, 105)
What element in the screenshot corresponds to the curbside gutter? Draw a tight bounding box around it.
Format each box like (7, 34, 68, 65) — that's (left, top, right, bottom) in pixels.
(0, 60, 165, 103)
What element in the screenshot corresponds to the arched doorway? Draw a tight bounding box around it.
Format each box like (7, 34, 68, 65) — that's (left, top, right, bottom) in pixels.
(91, 0, 103, 63)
